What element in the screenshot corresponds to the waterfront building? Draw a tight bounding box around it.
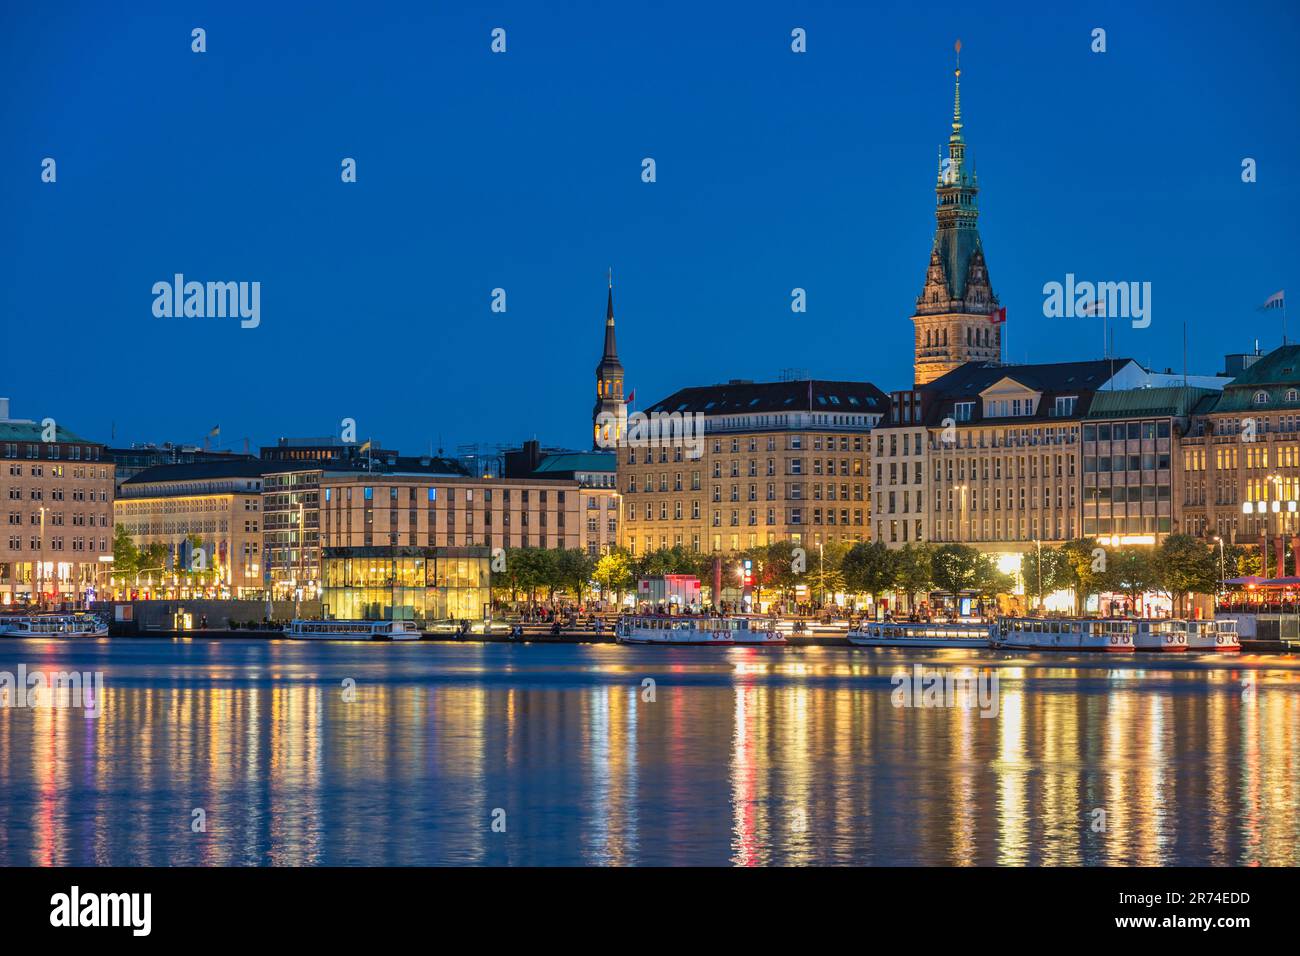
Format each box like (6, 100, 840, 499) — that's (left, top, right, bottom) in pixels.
(318, 472, 582, 553)
(619, 379, 888, 555)
(1082, 386, 1214, 546)
(911, 48, 1001, 387)
(873, 360, 1221, 557)
(112, 459, 275, 599)
(0, 398, 114, 606)
(502, 439, 618, 556)
(320, 546, 490, 623)
(262, 452, 466, 601)
(1180, 344, 1300, 569)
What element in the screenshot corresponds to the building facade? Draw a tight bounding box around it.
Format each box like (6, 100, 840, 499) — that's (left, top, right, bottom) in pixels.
(0, 400, 114, 606)
(619, 379, 887, 555)
(318, 473, 583, 553)
(1180, 345, 1300, 569)
(113, 460, 272, 598)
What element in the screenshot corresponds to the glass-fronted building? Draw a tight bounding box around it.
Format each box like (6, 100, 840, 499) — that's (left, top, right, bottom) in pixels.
(321, 546, 489, 623)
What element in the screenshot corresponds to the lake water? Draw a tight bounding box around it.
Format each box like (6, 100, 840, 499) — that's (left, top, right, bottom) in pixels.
(0, 639, 1296, 866)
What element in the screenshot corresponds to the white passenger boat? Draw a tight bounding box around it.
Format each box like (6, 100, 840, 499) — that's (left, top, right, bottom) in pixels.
(615, 614, 786, 646)
(287, 619, 421, 641)
(1182, 618, 1240, 652)
(994, 617, 1135, 652)
(0, 614, 108, 638)
(846, 620, 993, 648)
(1134, 620, 1189, 653)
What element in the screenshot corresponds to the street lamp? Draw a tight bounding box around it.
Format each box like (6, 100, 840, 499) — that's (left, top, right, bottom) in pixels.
(1212, 535, 1224, 595)
(1033, 538, 1043, 612)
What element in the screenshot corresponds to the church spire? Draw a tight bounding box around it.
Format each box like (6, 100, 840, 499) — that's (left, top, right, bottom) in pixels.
(910, 41, 1000, 387)
(593, 270, 626, 449)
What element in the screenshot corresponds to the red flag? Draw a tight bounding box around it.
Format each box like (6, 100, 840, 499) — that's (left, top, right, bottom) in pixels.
(987, 307, 1006, 324)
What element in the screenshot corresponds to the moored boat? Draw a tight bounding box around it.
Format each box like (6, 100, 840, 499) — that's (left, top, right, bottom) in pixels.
(615, 614, 786, 646)
(846, 620, 993, 649)
(1134, 620, 1189, 652)
(287, 619, 421, 641)
(0, 613, 108, 638)
(1184, 618, 1240, 652)
(994, 617, 1135, 652)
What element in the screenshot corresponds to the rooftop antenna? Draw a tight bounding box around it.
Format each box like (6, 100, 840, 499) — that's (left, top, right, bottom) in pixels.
(1183, 323, 1188, 387)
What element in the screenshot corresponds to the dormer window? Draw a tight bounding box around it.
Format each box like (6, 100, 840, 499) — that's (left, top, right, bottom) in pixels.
(1254, 390, 1270, 406)
(1287, 389, 1298, 402)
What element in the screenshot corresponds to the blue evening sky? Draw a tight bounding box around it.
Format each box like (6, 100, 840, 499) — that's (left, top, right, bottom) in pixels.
(2, 0, 1297, 454)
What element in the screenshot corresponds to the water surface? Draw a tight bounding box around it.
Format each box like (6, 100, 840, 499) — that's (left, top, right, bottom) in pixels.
(0, 639, 1296, 866)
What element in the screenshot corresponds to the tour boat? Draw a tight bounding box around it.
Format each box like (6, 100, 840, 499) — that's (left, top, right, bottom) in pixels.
(0, 614, 108, 638)
(1182, 619, 1240, 652)
(846, 620, 994, 648)
(287, 619, 421, 641)
(615, 614, 786, 646)
(1133, 620, 1190, 653)
(994, 617, 1136, 652)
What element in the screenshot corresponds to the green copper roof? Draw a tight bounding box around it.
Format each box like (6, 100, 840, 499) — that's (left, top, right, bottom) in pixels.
(1083, 386, 1217, 420)
(1206, 345, 1300, 413)
(0, 421, 92, 443)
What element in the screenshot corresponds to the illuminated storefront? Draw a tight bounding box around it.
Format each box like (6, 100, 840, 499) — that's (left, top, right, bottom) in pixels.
(321, 546, 490, 623)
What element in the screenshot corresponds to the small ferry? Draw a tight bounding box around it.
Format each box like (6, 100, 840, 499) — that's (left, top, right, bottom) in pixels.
(287, 619, 421, 641)
(0, 614, 108, 638)
(615, 614, 786, 646)
(847, 620, 993, 649)
(994, 617, 1136, 652)
(1134, 620, 1189, 653)
(1180, 618, 1240, 653)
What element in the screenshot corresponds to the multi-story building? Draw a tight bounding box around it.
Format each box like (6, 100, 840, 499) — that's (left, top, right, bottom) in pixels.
(1081, 387, 1213, 546)
(113, 459, 274, 598)
(619, 379, 888, 555)
(1180, 344, 1300, 568)
(874, 358, 1228, 565)
(0, 399, 114, 606)
(262, 453, 467, 600)
(318, 472, 582, 553)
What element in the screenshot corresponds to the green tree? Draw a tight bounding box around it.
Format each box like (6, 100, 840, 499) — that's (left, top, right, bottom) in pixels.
(841, 541, 898, 609)
(1107, 547, 1158, 608)
(1155, 534, 1218, 617)
(1059, 537, 1106, 614)
(1020, 544, 1070, 610)
(112, 524, 139, 578)
(973, 553, 1014, 601)
(931, 544, 982, 601)
(592, 550, 633, 605)
(894, 542, 934, 612)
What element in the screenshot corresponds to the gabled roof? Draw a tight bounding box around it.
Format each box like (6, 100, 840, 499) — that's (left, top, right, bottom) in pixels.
(646, 380, 888, 416)
(921, 358, 1138, 398)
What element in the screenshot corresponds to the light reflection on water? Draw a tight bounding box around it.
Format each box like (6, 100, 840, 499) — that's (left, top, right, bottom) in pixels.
(0, 639, 1296, 866)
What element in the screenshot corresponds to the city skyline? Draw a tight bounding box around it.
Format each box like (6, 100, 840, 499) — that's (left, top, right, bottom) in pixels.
(3, 1, 1297, 454)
